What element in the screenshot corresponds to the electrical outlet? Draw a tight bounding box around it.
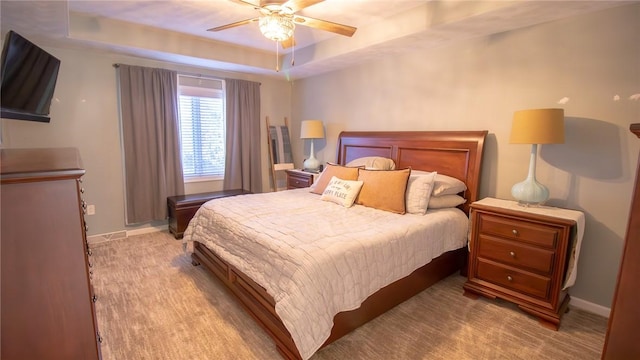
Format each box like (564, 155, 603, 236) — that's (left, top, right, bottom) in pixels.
(87, 204, 96, 215)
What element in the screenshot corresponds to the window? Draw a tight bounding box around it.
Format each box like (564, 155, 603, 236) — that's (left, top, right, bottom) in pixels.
(177, 75, 225, 181)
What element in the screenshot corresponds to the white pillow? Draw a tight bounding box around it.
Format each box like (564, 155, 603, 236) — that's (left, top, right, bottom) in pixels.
(412, 170, 467, 196)
(433, 174, 467, 196)
(405, 171, 437, 215)
(320, 176, 364, 208)
(346, 156, 396, 170)
(428, 195, 466, 209)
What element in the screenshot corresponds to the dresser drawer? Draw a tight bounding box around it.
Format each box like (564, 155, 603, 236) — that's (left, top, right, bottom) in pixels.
(477, 235, 555, 275)
(476, 259, 551, 299)
(478, 213, 559, 249)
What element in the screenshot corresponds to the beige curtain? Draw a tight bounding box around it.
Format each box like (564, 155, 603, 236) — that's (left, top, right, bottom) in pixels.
(223, 79, 262, 193)
(117, 64, 184, 224)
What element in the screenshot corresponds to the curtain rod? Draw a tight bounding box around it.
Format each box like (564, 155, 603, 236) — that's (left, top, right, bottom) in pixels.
(113, 63, 214, 78)
(113, 63, 260, 85)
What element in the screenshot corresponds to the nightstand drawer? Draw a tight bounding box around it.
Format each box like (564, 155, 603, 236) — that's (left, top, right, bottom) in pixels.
(476, 259, 551, 299)
(477, 235, 555, 274)
(285, 169, 316, 189)
(478, 213, 559, 249)
(287, 175, 311, 189)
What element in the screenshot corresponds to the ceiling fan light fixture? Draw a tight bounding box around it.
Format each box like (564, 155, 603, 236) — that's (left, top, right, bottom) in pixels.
(259, 14, 295, 42)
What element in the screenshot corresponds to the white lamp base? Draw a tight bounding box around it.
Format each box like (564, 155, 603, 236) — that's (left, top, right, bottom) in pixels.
(511, 144, 549, 206)
(511, 178, 549, 206)
(303, 157, 321, 172)
(303, 140, 321, 172)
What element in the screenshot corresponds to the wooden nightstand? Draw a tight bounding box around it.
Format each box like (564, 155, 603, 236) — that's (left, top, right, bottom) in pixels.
(285, 169, 318, 189)
(463, 197, 584, 330)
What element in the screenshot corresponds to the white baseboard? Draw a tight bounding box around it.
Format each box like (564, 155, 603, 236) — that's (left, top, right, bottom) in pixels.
(87, 230, 127, 245)
(570, 296, 611, 318)
(126, 224, 168, 237)
(87, 225, 167, 245)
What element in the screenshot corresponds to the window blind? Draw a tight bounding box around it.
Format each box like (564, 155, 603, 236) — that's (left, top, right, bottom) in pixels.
(177, 76, 225, 179)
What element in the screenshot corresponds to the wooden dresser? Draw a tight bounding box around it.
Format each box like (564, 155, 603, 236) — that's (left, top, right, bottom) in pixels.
(1, 148, 101, 360)
(602, 123, 640, 358)
(463, 197, 583, 330)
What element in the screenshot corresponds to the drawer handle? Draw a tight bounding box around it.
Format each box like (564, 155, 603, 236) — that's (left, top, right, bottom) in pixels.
(512, 229, 519, 236)
(507, 275, 513, 282)
(509, 251, 516, 257)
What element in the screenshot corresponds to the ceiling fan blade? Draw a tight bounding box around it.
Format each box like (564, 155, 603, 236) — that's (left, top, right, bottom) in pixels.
(207, 18, 259, 32)
(281, 36, 296, 49)
(283, 0, 324, 13)
(232, 0, 261, 8)
(293, 15, 357, 37)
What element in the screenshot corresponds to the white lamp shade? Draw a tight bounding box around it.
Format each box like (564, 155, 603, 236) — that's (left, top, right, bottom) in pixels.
(300, 120, 325, 139)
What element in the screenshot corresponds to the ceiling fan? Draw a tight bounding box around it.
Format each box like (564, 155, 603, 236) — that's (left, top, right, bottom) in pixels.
(208, 0, 357, 49)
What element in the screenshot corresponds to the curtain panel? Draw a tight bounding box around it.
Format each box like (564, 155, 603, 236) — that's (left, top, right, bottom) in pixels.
(117, 64, 184, 224)
(224, 79, 262, 193)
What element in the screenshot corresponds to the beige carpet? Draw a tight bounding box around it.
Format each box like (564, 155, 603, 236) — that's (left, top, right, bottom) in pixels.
(91, 231, 607, 360)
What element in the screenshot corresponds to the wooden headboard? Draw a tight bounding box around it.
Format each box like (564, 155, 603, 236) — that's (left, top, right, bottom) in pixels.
(336, 131, 488, 214)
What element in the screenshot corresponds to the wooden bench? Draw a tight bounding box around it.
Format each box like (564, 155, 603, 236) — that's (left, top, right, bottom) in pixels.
(167, 189, 250, 239)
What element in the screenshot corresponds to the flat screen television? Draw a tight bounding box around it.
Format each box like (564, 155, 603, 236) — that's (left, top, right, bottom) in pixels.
(1, 30, 61, 123)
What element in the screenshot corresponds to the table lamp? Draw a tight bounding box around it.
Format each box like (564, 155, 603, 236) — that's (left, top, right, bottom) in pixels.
(300, 120, 325, 172)
(509, 108, 565, 206)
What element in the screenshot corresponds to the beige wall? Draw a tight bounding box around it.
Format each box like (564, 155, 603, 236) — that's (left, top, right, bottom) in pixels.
(289, 4, 640, 308)
(1, 48, 291, 235)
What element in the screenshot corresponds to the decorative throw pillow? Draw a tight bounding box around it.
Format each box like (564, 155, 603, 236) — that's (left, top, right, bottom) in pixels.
(428, 194, 466, 209)
(320, 176, 364, 208)
(406, 171, 437, 215)
(346, 156, 396, 170)
(310, 163, 361, 195)
(356, 168, 411, 214)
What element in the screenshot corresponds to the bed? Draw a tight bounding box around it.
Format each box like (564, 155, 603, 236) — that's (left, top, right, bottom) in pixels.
(184, 130, 487, 359)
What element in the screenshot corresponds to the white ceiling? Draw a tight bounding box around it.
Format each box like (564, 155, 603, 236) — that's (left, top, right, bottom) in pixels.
(0, 1, 634, 79)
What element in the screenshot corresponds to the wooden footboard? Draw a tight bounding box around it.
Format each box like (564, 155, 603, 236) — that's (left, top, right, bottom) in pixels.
(192, 240, 466, 359)
(191, 241, 301, 359)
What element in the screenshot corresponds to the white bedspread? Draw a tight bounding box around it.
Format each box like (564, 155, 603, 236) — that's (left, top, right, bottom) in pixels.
(183, 189, 468, 359)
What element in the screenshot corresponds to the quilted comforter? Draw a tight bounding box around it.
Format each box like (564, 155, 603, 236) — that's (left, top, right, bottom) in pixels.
(183, 188, 468, 359)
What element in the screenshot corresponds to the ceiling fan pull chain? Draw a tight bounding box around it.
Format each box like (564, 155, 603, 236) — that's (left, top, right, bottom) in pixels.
(291, 35, 295, 67)
(276, 41, 280, 72)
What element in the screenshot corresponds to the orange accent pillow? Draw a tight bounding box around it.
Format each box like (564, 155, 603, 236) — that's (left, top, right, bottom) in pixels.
(356, 168, 411, 214)
(310, 163, 361, 195)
